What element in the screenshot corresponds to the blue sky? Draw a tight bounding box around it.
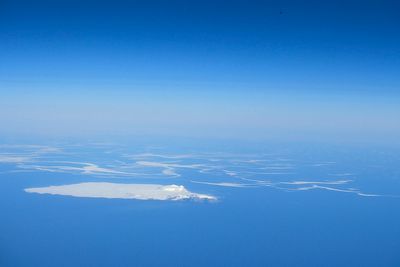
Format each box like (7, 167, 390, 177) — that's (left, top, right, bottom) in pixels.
(1, 0, 399, 141)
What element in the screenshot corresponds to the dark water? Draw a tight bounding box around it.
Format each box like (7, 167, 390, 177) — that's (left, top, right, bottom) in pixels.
(1, 141, 399, 266)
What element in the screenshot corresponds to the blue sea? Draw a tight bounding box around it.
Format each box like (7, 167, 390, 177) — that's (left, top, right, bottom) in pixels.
(1, 139, 399, 266)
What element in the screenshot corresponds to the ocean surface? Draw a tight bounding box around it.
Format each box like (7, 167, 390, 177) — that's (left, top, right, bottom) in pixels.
(1, 140, 399, 266)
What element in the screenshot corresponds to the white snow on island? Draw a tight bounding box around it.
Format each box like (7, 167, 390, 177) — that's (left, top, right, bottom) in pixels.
(24, 182, 217, 201)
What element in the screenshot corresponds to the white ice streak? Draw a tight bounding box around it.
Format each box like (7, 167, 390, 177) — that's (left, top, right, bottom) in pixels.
(3, 147, 385, 198)
(135, 161, 202, 169)
(135, 161, 204, 177)
(0, 155, 32, 163)
(223, 170, 238, 176)
(191, 181, 256, 188)
(19, 162, 144, 177)
(0, 145, 62, 165)
(291, 184, 381, 197)
(197, 177, 381, 197)
(311, 162, 337, 167)
(129, 153, 194, 159)
(328, 173, 354, 177)
(280, 180, 351, 185)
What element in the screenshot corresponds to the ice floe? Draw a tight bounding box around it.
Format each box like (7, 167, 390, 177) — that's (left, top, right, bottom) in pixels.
(25, 182, 217, 201)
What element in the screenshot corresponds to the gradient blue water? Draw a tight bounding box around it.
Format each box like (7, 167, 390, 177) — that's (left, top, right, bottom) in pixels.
(1, 142, 399, 266)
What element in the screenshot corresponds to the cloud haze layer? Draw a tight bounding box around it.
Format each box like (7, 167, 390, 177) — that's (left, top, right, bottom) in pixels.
(1, 143, 394, 199)
(25, 182, 216, 201)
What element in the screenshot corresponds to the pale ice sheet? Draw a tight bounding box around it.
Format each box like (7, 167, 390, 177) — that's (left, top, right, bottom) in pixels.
(25, 182, 216, 201)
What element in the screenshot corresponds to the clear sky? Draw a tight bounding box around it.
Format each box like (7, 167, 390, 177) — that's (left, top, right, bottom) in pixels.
(1, 0, 399, 142)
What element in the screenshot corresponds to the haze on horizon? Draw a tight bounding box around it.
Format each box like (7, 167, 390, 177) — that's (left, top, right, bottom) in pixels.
(1, 0, 399, 142)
